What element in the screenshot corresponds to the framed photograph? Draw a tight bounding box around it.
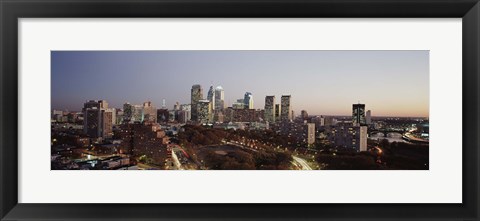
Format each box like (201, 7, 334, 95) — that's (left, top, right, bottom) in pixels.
(1, 0, 479, 220)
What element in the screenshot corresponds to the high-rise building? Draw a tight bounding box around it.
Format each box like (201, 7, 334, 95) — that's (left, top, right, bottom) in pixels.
(359, 126, 368, 151)
(207, 85, 215, 113)
(82, 100, 113, 138)
(123, 103, 144, 123)
(366, 110, 372, 125)
(301, 110, 308, 120)
(162, 98, 166, 108)
(173, 102, 180, 111)
(197, 100, 211, 124)
(307, 123, 315, 145)
(179, 104, 191, 122)
(352, 103, 366, 126)
(177, 110, 189, 124)
(280, 95, 292, 121)
(143, 101, 157, 123)
(191, 84, 203, 121)
(157, 109, 169, 123)
(264, 96, 276, 123)
(116, 109, 124, 124)
(214, 86, 225, 111)
(102, 110, 114, 138)
(275, 104, 281, 121)
(244, 92, 253, 109)
(109, 108, 117, 125)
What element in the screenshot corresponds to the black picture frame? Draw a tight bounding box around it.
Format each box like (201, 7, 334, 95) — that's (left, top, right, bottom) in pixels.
(1, 0, 479, 220)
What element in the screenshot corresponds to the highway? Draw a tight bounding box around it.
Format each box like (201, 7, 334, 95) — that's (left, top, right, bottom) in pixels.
(292, 156, 313, 170)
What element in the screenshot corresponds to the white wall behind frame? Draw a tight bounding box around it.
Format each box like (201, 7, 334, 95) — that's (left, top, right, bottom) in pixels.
(19, 18, 462, 203)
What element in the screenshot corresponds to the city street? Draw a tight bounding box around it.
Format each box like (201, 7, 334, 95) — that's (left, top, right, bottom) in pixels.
(292, 156, 313, 170)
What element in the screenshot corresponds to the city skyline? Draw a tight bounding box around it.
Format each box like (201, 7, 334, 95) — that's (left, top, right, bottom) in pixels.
(52, 50, 429, 117)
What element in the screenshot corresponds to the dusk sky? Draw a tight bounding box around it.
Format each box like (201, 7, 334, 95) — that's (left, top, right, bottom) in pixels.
(51, 50, 429, 117)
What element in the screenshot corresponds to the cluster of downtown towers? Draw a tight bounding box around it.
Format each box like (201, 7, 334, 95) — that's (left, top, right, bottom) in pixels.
(191, 84, 293, 124)
(80, 84, 370, 151)
(81, 84, 295, 138)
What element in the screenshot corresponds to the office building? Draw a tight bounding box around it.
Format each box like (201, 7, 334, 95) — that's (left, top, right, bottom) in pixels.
(214, 86, 225, 111)
(307, 123, 315, 145)
(173, 102, 180, 111)
(197, 100, 211, 124)
(191, 84, 203, 121)
(280, 95, 292, 121)
(275, 104, 281, 122)
(143, 101, 157, 123)
(123, 103, 144, 123)
(244, 92, 254, 109)
(366, 110, 372, 125)
(264, 96, 276, 123)
(301, 110, 308, 120)
(232, 99, 245, 109)
(82, 100, 113, 138)
(352, 103, 366, 126)
(157, 109, 169, 123)
(207, 85, 215, 113)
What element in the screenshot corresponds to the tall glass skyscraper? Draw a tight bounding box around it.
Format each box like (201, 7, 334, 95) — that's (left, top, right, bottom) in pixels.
(352, 103, 366, 126)
(280, 95, 291, 121)
(244, 92, 253, 109)
(214, 86, 225, 111)
(207, 85, 215, 112)
(191, 84, 203, 121)
(264, 95, 275, 123)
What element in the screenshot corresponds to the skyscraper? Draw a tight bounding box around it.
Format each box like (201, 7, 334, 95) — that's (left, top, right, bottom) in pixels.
(83, 100, 113, 138)
(214, 86, 225, 111)
(352, 103, 366, 126)
(359, 126, 368, 151)
(123, 103, 144, 123)
(280, 95, 292, 121)
(244, 92, 253, 109)
(301, 110, 308, 120)
(264, 96, 276, 123)
(366, 110, 372, 125)
(275, 104, 281, 122)
(197, 100, 211, 124)
(191, 84, 203, 121)
(143, 101, 157, 123)
(174, 102, 180, 111)
(307, 123, 315, 145)
(207, 85, 215, 116)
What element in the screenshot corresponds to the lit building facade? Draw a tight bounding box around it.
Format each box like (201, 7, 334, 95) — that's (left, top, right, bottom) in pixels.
(123, 103, 144, 123)
(214, 86, 225, 111)
(280, 95, 292, 122)
(207, 85, 215, 114)
(157, 109, 169, 123)
(143, 101, 157, 123)
(244, 92, 254, 109)
(307, 123, 315, 145)
(352, 103, 366, 126)
(197, 100, 211, 124)
(191, 84, 203, 122)
(275, 104, 281, 122)
(82, 100, 113, 138)
(264, 96, 276, 123)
